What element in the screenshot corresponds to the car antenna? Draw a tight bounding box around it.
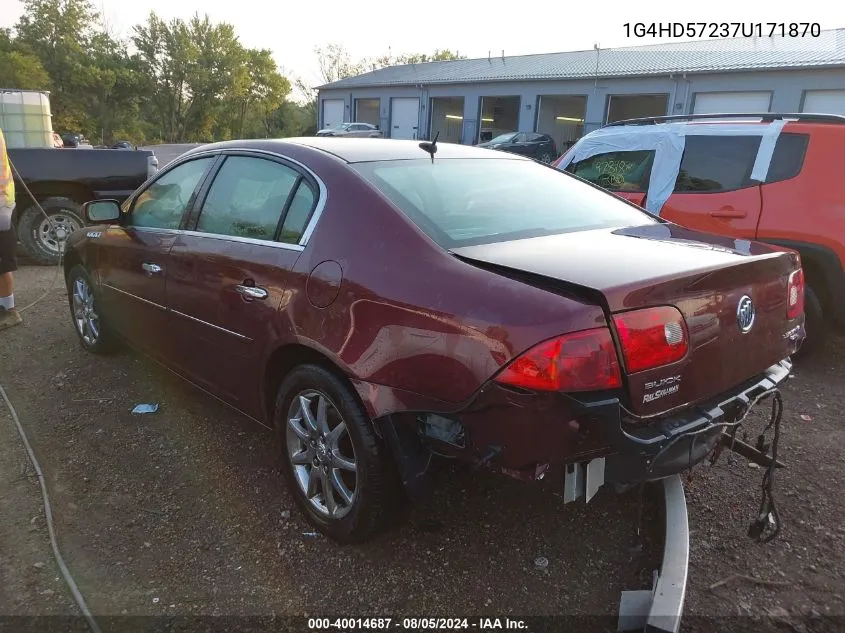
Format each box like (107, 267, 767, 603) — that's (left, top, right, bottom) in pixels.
(419, 131, 439, 163)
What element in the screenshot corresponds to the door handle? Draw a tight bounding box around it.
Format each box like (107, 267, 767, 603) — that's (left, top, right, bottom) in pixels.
(709, 208, 747, 219)
(235, 284, 268, 300)
(141, 262, 162, 275)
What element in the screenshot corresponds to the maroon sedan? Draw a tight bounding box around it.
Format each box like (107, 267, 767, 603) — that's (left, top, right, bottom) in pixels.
(65, 137, 805, 543)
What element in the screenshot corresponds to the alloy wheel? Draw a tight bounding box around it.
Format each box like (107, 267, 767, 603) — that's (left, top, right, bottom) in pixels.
(286, 390, 358, 519)
(72, 276, 100, 345)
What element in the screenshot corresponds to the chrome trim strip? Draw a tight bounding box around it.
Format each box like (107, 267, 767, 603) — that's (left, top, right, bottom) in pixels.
(182, 230, 305, 252)
(646, 475, 689, 633)
(170, 309, 252, 342)
(103, 283, 166, 310)
(126, 227, 181, 235)
(103, 283, 253, 342)
(129, 227, 305, 251)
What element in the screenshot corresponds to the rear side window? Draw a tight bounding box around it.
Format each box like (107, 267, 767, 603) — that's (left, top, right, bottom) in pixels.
(674, 135, 762, 192)
(353, 158, 657, 248)
(766, 133, 809, 184)
(196, 156, 299, 240)
(567, 150, 654, 193)
(278, 181, 317, 244)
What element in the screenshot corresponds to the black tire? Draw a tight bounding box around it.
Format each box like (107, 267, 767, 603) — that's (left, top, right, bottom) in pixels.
(274, 364, 400, 543)
(66, 265, 117, 355)
(538, 151, 553, 164)
(17, 197, 86, 265)
(794, 285, 826, 359)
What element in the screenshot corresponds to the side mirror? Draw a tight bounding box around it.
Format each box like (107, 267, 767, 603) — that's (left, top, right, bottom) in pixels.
(83, 199, 121, 223)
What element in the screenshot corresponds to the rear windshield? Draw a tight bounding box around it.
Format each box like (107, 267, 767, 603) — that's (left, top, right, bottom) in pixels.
(352, 158, 657, 248)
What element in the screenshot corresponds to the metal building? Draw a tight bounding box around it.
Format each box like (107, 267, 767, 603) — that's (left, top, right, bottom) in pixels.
(317, 29, 845, 150)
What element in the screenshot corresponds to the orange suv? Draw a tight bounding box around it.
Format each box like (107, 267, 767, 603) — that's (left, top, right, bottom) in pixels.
(553, 113, 845, 354)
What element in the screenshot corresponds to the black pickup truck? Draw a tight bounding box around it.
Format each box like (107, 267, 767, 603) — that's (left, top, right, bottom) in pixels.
(9, 147, 158, 264)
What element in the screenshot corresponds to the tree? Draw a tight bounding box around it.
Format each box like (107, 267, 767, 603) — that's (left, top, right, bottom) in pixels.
(15, 0, 101, 131)
(295, 44, 467, 131)
(373, 48, 466, 68)
(227, 48, 291, 138)
(0, 36, 50, 90)
(6, 2, 464, 146)
(133, 12, 293, 143)
(85, 32, 145, 143)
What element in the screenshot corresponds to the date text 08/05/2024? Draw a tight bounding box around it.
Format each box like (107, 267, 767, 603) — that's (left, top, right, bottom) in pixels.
(623, 22, 822, 38)
(308, 618, 528, 630)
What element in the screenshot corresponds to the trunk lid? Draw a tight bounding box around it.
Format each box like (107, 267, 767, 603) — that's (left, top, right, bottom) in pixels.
(452, 222, 801, 417)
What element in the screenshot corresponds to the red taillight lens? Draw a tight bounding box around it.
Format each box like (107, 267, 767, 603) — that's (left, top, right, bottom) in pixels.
(613, 306, 689, 374)
(786, 268, 805, 320)
(494, 328, 622, 392)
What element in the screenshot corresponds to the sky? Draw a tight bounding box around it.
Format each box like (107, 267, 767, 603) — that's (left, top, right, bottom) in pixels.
(1, 0, 843, 93)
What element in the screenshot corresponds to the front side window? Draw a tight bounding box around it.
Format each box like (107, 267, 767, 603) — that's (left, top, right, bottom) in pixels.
(567, 150, 654, 193)
(674, 135, 762, 192)
(128, 157, 214, 229)
(196, 156, 299, 240)
(353, 157, 657, 248)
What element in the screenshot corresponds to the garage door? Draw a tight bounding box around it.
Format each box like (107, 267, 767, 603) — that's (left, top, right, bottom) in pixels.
(390, 98, 420, 140)
(802, 90, 845, 115)
(693, 91, 771, 114)
(322, 99, 345, 129)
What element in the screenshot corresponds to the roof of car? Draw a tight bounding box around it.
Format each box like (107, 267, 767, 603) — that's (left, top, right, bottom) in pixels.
(605, 112, 845, 128)
(182, 137, 530, 164)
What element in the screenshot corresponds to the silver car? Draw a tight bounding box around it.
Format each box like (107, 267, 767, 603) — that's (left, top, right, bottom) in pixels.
(315, 122, 383, 138)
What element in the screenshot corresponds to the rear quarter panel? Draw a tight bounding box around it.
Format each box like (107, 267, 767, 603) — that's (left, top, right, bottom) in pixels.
(757, 123, 845, 267)
(272, 147, 608, 413)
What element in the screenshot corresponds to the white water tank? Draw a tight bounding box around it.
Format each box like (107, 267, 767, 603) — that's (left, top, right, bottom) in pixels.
(0, 89, 54, 148)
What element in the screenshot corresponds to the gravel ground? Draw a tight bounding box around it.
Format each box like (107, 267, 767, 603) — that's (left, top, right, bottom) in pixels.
(1, 265, 844, 633)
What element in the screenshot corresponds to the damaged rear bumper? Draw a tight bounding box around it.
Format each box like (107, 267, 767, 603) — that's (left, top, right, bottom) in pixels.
(561, 358, 791, 501)
(370, 359, 792, 502)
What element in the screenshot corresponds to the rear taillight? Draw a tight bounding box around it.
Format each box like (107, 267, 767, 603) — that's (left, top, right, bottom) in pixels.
(787, 268, 805, 320)
(494, 328, 622, 392)
(613, 306, 689, 374)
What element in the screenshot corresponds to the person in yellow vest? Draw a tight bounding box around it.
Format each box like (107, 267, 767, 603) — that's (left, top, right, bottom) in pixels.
(0, 128, 22, 330)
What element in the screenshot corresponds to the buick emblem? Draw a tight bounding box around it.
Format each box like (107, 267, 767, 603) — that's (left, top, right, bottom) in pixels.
(736, 295, 755, 333)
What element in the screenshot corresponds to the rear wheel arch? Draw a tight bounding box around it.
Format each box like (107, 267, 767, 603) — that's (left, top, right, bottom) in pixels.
(262, 343, 363, 425)
(262, 343, 418, 488)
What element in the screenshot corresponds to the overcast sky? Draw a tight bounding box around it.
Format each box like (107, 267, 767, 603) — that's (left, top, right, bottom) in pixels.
(1, 0, 842, 89)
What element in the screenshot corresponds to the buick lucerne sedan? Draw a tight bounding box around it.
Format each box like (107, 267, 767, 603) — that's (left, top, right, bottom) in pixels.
(64, 137, 806, 543)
